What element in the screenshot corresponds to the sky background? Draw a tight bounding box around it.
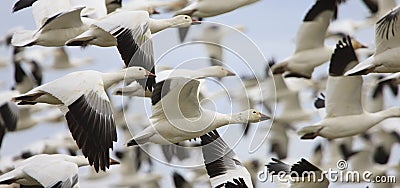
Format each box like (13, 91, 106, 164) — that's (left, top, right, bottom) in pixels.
(0, 0, 399, 187)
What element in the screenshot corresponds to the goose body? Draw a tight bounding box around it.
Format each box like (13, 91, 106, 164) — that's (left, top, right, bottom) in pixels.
(298, 37, 400, 140)
(175, 0, 259, 18)
(12, 67, 152, 171)
(127, 77, 270, 145)
(0, 154, 93, 187)
(271, 0, 366, 78)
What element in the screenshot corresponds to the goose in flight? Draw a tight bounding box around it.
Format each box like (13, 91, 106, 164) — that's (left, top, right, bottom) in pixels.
(200, 130, 253, 188)
(0, 154, 119, 187)
(66, 10, 199, 91)
(126, 77, 270, 146)
(346, 5, 400, 75)
(174, 0, 258, 42)
(271, 0, 366, 79)
(298, 36, 400, 140)
(12, 66, 153, 172)
(11, 0, 102, 47)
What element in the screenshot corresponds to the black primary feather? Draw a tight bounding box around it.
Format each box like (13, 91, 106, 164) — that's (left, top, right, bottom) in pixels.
(303, 0, 337, 21)
(290, 158, 321, 177)
(362, 0, 378, 14)
(12, 0, 37, 12)
(376, 7, 400, 40)
(329, 36, 358, 76)
(266, 158, 290, 175)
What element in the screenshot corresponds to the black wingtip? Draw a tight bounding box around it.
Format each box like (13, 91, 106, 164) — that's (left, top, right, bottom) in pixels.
(290, 158, 320, 177)
(329, 35, 358, 76)
(173, 171, 188, 188)
(303, 0, 337, 22)
(127, 138, 138, 146)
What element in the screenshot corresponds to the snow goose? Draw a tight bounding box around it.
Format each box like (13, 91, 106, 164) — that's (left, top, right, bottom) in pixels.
(271, 0, 367, 79)
(66, 11, 198, 91)
(12, 66, 153, 172)
(11, 0, 95, 47)
(274, 91, 314, 124)
(193, 24, 245, 66)
(0, 154, 119, 187)
(126, 77, 270, 145)
(297, 36, 400, 140)
(346, 5, 400, 75)
(174, 0, 258, 42)
(266, 158, 329, 188)
(112, 66, 235, 97)
(200, 130, 253, 188)
(267, 121, 292, 160)
(50, 47, 93, 69)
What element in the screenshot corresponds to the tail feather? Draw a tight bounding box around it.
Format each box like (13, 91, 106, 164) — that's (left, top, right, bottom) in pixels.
(11, 30, 36, 47)
(13, 92, 44, 105)
(66, 26, 116, 47)
(297, 125, 323, 139)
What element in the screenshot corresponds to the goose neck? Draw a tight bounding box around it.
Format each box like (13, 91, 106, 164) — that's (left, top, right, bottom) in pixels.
(102, 71, 125, 89)
(149, 18, 174, 33)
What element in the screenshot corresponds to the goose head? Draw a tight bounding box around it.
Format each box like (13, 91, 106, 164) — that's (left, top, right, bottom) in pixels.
(243, 109, 271, 123)
(200, 66, 236, 78)
(171, 15, 201, 28)
(124, 66, 155, 79)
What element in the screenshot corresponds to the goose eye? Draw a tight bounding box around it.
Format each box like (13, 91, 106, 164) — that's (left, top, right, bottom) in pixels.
(139, 68, 142, 71)
(253, 111, 256, 114)
(185, 16, 188, 19)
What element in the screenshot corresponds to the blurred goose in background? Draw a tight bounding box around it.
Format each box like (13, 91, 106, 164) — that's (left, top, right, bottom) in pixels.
(274, 91, 314, 124)
(127, 77, 270, 146)
(173, 171, 193, 188)
(346, 5, 400, 75)
(50, 47, 93, 70)
(174, 0, 258, 42)
(0, 91, 19, 148)
(266, 158, 329, 188)
(271, 0, 367, 79)
(0, 154, 119, 187)
(200, 130, 253, 187)
(267, 121, 292, 160)
(366, 128, 400, 165)
(12, 66, 153, 172)
(193, 24, 245, 66)
(298, 36, 400, 140)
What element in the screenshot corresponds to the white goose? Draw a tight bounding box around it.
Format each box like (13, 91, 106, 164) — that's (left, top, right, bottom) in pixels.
(174, 0, 258, 41)
(12, 66, 153, 171)
(0, 154, 119, 187)
(126, 77, 270, 145)
(346, 5, 400, 75)
(66, 10, 199, 91)
(200, 130, 253, 188)
(271, 0, 366, 79)
(298, 36, 400, 140)
(266, 158, 329, 188)
(11, 0, 100, 47)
